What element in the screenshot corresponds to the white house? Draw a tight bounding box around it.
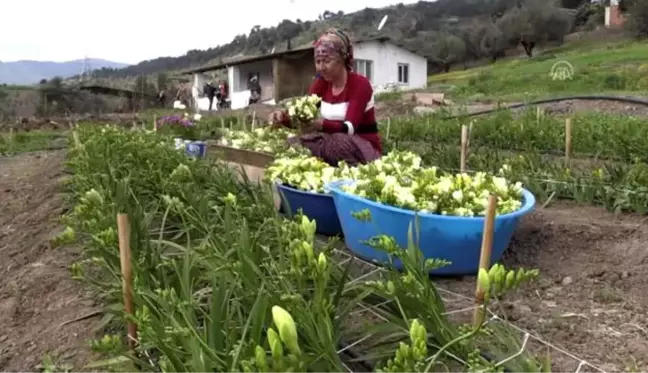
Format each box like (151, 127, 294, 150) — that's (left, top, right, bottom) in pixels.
(352, 37, 428, 93)
(183, 36, 428, 111)
(604, 0, 625, 28)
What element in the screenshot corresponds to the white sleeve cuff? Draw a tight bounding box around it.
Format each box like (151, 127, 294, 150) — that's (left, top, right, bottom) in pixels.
(344, 121, 355, 135)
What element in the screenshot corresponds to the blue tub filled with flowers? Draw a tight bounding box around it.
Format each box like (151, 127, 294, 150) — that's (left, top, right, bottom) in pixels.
(325, 167, 536, 276)
(276, 183, 342, 236)
(266, 155, 343, 236)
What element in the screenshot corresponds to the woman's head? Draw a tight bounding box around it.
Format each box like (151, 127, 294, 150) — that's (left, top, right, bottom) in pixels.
(313, 28, 353, 81)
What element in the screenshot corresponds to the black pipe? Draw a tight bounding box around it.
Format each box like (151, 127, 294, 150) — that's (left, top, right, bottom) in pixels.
(440, 94, 648, 120)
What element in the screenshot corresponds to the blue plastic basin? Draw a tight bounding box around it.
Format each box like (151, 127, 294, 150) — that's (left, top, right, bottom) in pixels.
(185, 141, 207, 158)
(276, 183, 343, 236)
(325, 180, 536, 275)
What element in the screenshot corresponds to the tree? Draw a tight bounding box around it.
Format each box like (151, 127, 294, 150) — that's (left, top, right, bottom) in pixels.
(276, 20, 301, 42)
(479, 22, 509, 62)
(619, 0, 636, 12)
(458, 21, 488, 60)
(427, 33, 467, 72)
(133, 75, 156, 96)
(157, 72, 168, 92)
(497, 0, 573, 57)
(562, 0, 588, 9)
(624, 0, 648, 37)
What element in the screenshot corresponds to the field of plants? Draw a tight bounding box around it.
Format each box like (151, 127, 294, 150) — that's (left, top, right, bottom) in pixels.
(2, 100, 648, 372)
(427, 40, 648, 102)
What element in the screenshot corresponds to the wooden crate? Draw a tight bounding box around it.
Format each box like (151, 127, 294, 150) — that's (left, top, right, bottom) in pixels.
(206, 141, 275, 168)
(206, 141, 280, 207)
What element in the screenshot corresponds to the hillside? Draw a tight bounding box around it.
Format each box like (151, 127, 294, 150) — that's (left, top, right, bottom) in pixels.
(91, 0, 602, 80)
(0, 59, 129, 85)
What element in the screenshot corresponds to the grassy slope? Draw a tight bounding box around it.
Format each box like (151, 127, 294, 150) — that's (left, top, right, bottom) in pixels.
(428, 40, 648, 102)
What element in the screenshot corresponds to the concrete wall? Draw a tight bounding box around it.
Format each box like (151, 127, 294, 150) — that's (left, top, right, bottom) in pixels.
(273, 52, 316, 102)
(353, 41, 428, 92)
(605, 5, 625, 28)
(231, 60, 274, 101)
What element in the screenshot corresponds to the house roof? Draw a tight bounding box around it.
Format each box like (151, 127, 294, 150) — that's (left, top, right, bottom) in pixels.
(181, 36, 395, 75)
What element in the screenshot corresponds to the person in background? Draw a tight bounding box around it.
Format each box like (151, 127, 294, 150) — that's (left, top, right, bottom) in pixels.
(268, 28, 381, 166)
(204, 82, 217, 111)
(217, 80, 229, 108)
(248, 75, 261, 104)
(175, 84, 191, 107)
(158, 90, 166, 107)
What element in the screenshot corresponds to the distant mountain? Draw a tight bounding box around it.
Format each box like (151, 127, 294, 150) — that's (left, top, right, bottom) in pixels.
(0, 58, 129, 85)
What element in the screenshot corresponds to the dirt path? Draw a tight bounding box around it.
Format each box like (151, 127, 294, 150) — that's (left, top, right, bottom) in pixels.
(0, 151, 99, 371)
(437, 202, 648, 372)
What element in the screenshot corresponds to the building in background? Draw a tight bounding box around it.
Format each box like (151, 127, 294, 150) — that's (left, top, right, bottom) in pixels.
(183, 37, 428, 111)
(605, 0, 625, 28)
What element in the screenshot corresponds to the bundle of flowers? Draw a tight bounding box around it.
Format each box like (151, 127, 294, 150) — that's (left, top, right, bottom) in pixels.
(342, 169, 524, 216)
(218, 127, 307, 157)
(266, 150, 525, 217)
(266, 154, 338, 193)
(285, 94, 321, 125)
(265, 151, 423, 194)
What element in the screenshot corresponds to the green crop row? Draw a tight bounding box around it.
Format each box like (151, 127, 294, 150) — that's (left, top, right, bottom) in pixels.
(381, 109, 648, 163)
(54, 125, 547, 372)
(383, 141, 648, 214)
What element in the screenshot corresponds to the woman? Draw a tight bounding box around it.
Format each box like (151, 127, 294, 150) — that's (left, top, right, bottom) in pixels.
(268, 28, 381, 166)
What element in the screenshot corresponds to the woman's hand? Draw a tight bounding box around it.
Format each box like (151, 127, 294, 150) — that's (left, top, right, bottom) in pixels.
(300, 119, 323, 134)
(268, 110, 285, 127)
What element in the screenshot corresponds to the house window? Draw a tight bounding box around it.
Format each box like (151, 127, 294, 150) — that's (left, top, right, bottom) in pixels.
(398, 63, 409, 84)
(354, 59, 373, 82)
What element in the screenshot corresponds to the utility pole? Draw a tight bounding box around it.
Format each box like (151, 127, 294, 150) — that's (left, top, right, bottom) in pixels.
(79, 56, 92, 83)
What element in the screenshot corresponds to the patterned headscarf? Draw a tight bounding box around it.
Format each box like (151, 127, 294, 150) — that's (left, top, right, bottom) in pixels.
(313, 28, 354, 70)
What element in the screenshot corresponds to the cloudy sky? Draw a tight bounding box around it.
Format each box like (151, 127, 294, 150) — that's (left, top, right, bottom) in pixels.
(1, 0, 420, 64)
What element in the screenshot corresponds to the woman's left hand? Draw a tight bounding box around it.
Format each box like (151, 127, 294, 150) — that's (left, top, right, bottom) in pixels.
(300, 119, 323, 134)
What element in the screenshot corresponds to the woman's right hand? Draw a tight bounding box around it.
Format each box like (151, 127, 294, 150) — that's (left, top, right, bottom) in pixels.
(268, 110, 285, 128)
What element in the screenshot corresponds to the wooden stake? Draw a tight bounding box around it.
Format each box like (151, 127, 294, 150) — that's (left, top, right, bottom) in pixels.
(386, 117, 391, 139)
(460, 125, 469, 173)
(252, 111, 256, 131)
(565, 118, 572, 162)
(468, 121, 474, 153)
(8, 128, 14, 142)
(153, 114, 157, 131)
(117, 213, 137, 349)
(473, 194, 498, 326)
(72, 131, 81, 147)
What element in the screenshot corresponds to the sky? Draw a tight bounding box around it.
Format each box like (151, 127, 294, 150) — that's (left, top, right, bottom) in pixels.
(1, 0, 420, 65)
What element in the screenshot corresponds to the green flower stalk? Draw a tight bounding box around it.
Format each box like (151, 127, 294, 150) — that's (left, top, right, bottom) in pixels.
(271, 306, 301, 356)
(254, 345, 268, 372)
(377, 319, 428, 372)
(316, 252, 327, 273)
(299, 215, 316, 241)
(478, 268, 491, 302)
(221, 192, 237, 206)
(267, 328, 283, 361)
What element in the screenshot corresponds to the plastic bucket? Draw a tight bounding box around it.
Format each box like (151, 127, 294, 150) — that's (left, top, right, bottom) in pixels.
(185, 141, 207, 158)
(325, 180, 536, 275)
(276, 183, 343, 236)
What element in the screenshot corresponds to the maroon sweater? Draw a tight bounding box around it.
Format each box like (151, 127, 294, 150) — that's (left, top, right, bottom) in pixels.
(282, 72, 382, 153)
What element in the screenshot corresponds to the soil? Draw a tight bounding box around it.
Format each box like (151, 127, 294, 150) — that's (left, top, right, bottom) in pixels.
(534, 99, 648, 118)
(0, 150, 99, 371)
(2, 144, 648, 371)
(467, 98, 648, 118)
(435, 201, 648, 372)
